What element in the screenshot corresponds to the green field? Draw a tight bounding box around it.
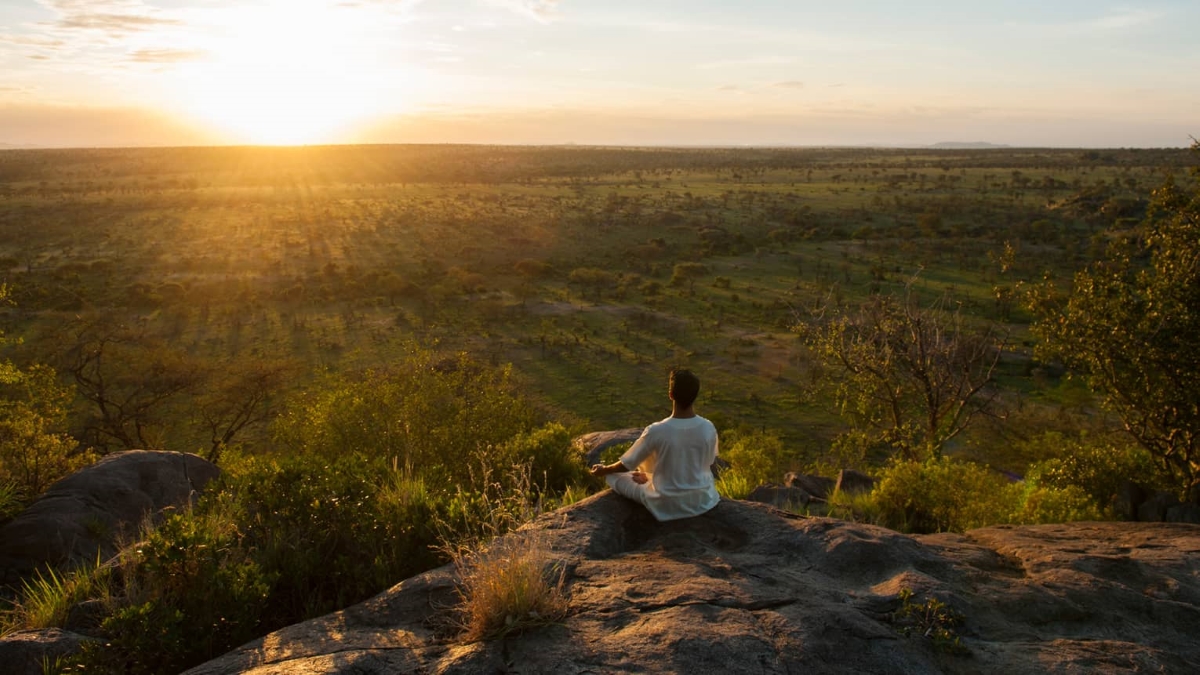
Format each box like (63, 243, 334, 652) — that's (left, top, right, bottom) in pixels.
(0, 144, 1189, 468)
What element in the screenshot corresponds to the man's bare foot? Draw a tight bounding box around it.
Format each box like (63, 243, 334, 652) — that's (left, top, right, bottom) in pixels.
(631, 471, 649, 484)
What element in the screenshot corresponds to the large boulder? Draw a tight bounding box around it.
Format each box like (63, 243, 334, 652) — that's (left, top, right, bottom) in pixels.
(573, 428, 643, 466)
(784, 472, 836, 501)
(186, 495, 1200, 674)
(835, 469, 876, 495)
(0, 450, 220, 584)
(746, 483, 813, 509)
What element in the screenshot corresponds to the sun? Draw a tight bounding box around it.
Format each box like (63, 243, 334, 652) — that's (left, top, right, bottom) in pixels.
(179, 1, 386, 145)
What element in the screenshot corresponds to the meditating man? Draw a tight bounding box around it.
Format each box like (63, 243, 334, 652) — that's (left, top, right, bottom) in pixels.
(589, 369, 720, 521)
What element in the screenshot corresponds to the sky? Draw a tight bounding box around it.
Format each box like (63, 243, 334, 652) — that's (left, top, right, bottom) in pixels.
(0, 0, 1197, 148)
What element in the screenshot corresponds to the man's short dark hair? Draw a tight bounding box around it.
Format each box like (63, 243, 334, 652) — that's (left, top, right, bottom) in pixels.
(669, 369, 700, 408)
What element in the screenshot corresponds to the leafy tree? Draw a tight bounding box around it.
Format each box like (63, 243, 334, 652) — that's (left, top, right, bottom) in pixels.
(51, 315, 205, 452)
(0, 288, 92, 500)
(800, 291, 1004, 462)
(1030, 141, 1200, 499)
(0, 363, 91, 499)
(195, 359, 296, 464)
(668, 262, 709, 293)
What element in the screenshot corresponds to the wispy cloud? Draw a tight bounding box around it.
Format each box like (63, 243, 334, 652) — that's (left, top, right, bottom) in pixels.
(696, 56, 793, 71)
(772, 80, 804, 90)
(128, 48, 206, 64)
(37, 0, 181, 38)
(484, 0, 562, 23)
(1010, 7, 1165, 36)
(0, 34, 66, 49)
(1084, 8, 1163, 31)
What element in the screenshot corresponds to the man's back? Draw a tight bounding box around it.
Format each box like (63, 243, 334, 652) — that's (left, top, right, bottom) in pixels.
(625, 416, 718, 496)
(615, 415, 720, 521)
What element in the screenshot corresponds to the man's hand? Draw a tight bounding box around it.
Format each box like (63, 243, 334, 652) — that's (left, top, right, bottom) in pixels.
(630, 471, 649, 485)
(589, 463, 607, 478)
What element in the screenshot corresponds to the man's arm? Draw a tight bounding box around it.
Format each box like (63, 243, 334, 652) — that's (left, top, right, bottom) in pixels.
(589, 461, 629, 478)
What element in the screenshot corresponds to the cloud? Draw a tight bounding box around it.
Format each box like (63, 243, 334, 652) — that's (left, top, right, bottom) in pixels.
(484, 0, 562, 23)
(772, 81, 805, 90)
(1010, 8, 1165, 36)
(127, 48, 206, 64)
(1084, 8, 1163, 31)
(0, 34, 66, 49)
(36, 0, 181, 38)
(696, 56, 793, 71)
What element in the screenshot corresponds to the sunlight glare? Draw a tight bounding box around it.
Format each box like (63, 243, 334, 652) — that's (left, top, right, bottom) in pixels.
(180, 1, 390, 145)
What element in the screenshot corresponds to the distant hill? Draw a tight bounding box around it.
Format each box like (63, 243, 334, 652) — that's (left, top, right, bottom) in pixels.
(929, 141, 1010, 149)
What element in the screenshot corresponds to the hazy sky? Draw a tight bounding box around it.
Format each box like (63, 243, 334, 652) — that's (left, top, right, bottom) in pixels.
(1, 0, 1197, 147)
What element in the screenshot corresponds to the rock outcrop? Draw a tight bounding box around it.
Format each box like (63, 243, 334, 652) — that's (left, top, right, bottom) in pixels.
(573, 428, 643, 466)
(186, 494, 1200, 674)
(0, 629, 92, 675)
(0, 450, 220, 584)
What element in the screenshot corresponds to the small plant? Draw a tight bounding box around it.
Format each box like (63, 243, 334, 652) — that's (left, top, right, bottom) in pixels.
(715, 470, 757, 500)
(451, 533, 569, 641)
(892, 588, 968, 655)
(0, 479, 22, 522)
(1, 558, 114, 636)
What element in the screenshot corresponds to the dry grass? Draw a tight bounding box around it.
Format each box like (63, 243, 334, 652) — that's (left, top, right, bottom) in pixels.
(452, 532, 569, 641)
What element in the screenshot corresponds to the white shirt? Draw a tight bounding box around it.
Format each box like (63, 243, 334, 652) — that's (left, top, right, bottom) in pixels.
(618, 415, 720, 521)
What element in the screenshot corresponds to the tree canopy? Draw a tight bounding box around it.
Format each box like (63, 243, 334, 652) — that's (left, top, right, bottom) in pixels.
(1032, 141, 1200, 498)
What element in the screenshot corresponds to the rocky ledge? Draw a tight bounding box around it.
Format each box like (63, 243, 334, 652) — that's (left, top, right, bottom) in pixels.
(186, 494, 1200, 674)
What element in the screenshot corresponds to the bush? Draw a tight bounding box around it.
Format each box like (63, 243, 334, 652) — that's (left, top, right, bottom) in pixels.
(272, 347, 536, 489)
(1022, 433, 1161, 514)
(494, 423, 587, 495)
(72, 453, 450, 672)
(718, 431, 790, 491)
(865, 456, 1104, 534)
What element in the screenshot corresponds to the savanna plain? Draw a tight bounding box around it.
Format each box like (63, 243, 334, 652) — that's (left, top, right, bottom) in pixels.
(0, 144, 1196, 672)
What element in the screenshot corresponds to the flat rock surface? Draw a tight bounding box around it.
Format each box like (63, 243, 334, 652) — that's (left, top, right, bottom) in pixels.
(0, 450, 219, 582)
(186, 494, 1200, 675)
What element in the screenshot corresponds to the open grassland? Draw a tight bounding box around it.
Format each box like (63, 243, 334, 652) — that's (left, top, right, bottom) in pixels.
(0, 145, 1188, 466)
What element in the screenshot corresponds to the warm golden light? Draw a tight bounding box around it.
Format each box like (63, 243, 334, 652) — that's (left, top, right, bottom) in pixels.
(178, 1, 387, 145)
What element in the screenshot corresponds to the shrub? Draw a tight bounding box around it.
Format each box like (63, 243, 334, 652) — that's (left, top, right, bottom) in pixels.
(1023, 433, 1161, 514)
(893, 588, 968, 655)
(1006, 482, 1103, 524)
(861, 456, 1105, 534)
(73, 453, 451, 673)
(493, 423, 587, 495)
(718, 431, 790, 491)
(870, 457, 1012, 533)
(272, 347, 536, 489)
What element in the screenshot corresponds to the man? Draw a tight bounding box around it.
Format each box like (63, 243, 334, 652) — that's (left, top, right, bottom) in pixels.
(589, 369, 720, 521)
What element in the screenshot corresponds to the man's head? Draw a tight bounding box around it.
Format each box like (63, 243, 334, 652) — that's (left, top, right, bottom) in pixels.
(669, 369, 700, 408)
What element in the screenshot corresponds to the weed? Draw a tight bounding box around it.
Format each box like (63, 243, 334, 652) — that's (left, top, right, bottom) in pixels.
(892, 588, 968, 655)
(0, 557, 113, 636)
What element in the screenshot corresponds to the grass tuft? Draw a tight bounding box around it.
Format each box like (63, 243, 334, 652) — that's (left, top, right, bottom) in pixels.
(1, 558, 113, 636)
(452, 533, 569, 641)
